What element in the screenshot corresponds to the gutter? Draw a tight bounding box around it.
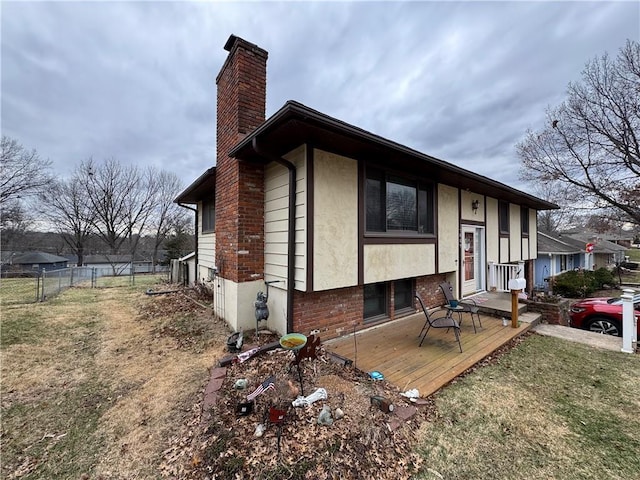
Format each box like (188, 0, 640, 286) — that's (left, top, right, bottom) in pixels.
(252, 137, 296, 334)
(178, 203, 198, 285)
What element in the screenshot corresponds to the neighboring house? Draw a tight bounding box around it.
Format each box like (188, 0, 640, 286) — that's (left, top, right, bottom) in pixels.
(9, 252, 68, 273)
(174, 35, 557, 339)
(533, 232, 584, 290)
(559, 233, 627, 270)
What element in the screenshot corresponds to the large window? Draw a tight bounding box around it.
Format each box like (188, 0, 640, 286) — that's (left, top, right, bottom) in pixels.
(365, 168, 434, 234)
(499, 201, 510, 235)
(202, 197, 215, 233)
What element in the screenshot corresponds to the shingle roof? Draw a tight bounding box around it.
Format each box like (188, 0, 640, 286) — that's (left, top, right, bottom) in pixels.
(12, 252, 69, 264)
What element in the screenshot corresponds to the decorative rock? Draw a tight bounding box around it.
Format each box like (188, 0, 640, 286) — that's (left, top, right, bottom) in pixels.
(254, 423, 265, 437)
(317, 405, 333, 426)
(234, 379, 248, 390)
(334, 407, 344, 420)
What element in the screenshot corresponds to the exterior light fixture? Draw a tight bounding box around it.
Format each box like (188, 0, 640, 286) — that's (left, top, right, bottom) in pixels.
(472, 199, 479, 213)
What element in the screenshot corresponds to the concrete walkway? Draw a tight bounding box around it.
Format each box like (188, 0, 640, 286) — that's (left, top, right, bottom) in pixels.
(532, 323, 625, 352)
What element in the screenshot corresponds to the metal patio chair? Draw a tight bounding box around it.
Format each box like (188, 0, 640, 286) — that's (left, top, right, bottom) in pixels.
(415, 294, 462, 352)
(439, 282, 482, 333)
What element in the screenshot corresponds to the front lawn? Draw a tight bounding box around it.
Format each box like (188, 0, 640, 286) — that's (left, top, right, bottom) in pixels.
(417, 334, 640, 480)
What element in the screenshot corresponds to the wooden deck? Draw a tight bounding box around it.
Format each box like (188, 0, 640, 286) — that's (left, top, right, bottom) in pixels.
(325, 310, 534, 398)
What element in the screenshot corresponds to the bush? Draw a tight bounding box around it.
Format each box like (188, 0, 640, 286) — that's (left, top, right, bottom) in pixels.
(552, 268, 617, 297)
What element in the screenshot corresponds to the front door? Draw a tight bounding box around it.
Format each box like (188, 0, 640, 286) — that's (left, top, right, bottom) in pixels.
(461, 226, 485, 296)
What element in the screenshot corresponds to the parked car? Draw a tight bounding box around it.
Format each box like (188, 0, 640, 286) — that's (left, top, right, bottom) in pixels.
(569, 294, 640, 337)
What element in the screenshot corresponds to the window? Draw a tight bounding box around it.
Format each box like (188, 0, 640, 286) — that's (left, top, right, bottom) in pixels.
(365, 168, 434, 234)
(499, 201, 509, 234)
(364, 283, 387, 320)
(560, 255, 567, 272)
(394, 279, 414, 311)
(521, 206, 529, 236)
(202, 197, 215, 233)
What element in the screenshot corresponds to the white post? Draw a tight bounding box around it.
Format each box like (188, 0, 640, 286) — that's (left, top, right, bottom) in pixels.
(488, 262, 496, 291)
(621, 288, 635, 354)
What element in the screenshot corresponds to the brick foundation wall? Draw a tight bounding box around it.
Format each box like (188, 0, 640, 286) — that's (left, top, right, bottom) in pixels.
(415, 274, 448, 308)
(525, 298, 571, 325)
(215, 36, 268, 283)
(292, 274, 448, 341)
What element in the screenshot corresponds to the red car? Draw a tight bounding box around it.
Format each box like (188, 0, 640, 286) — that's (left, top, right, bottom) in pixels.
(569, 294, 640, 337)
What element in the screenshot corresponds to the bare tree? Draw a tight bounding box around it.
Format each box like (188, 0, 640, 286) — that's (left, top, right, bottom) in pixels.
(78, 158, 156, 274)
(518, 40, 640, 226)
(0, 136, 52, 204)
(146, 169, 185, 271)
(41, 175, 97, 266)
(0, 198, 33, 252)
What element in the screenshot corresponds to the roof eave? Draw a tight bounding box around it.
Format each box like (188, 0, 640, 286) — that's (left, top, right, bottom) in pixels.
(230, 101, 559, 211)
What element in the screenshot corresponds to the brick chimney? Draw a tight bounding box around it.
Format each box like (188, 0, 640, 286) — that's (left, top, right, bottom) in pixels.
(215, 35, 268, 283)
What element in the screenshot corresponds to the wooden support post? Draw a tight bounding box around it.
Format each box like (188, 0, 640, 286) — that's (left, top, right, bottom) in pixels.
(511, 289, 520, 328)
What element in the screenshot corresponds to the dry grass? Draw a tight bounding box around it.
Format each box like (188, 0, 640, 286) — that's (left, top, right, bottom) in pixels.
(1, 279, 228, 479)
(416, 334, 640, 480)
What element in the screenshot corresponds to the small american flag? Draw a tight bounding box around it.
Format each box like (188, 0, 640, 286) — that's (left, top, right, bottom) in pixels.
(246, 375, 276, 402)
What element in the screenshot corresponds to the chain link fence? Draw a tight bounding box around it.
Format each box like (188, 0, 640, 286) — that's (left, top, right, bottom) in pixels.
(1, 266, 169, 305)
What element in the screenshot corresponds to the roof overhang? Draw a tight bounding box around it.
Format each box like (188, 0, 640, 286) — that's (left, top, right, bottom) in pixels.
(230, 101, 559, 211)
(174, 167, 216, 204)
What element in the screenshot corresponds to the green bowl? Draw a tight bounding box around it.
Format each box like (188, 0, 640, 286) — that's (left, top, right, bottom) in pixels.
(279, 333, 307, 351)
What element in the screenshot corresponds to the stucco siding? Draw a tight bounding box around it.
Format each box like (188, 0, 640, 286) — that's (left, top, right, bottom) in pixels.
(313, 149, 358, 291)
(438, 184, 459, 273)
(485, 197, 499, 263)
(460, 190, 485, 221)
(364, 244, 436, 283)
(264, 145, 307, 292)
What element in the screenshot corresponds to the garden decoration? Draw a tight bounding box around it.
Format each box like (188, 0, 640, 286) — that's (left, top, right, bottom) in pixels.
(246, 375, 276, 402)
(292, 387, 327, 408)
(280, 333, 308, 395)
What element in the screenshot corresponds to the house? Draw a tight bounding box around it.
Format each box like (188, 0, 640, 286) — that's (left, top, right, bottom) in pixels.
(533, 232, 584, 290)
(174, 35, 557, 339)
(8, 251, 68, 273)
(533, 231, 629, 291)
(559, 233, 627, 270)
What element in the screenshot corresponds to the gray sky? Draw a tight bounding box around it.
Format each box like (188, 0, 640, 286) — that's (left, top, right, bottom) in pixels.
(2, 1, 639, 195)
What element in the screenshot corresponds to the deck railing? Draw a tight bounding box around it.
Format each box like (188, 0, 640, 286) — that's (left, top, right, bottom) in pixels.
(488, 261, 524, 292)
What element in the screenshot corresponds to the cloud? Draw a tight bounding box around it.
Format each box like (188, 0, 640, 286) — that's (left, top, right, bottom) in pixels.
(2, 1, 638, 195)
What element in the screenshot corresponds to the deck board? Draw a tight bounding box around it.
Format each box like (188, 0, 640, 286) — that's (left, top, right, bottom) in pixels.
(325, 310, 531, 397)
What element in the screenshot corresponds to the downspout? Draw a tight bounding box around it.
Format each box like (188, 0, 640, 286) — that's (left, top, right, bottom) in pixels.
(178, 203, 198, 284)
(252, 137, 296, 334)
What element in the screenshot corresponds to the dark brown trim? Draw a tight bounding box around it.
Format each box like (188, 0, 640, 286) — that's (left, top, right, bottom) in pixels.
(434, 183, 439, 274)
(306, 144, 314, 292)
(363, 236, 437, 245)
(358, 159, 365, 285)
(458, 188, 463, 296)
(462, 219, 485, 227)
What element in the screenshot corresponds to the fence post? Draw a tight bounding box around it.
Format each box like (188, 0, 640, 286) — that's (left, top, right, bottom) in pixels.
(621, 288, 636, 354)
(70, 267, 74, 287)
(92, 267, 96, 288)
(40, 268, 46, 301)
(36, 273, 41, 302)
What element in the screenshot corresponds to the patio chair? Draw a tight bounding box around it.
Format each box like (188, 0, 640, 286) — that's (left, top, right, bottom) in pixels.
(415, 295, 462, 352)
(439, 282, 482, 333)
